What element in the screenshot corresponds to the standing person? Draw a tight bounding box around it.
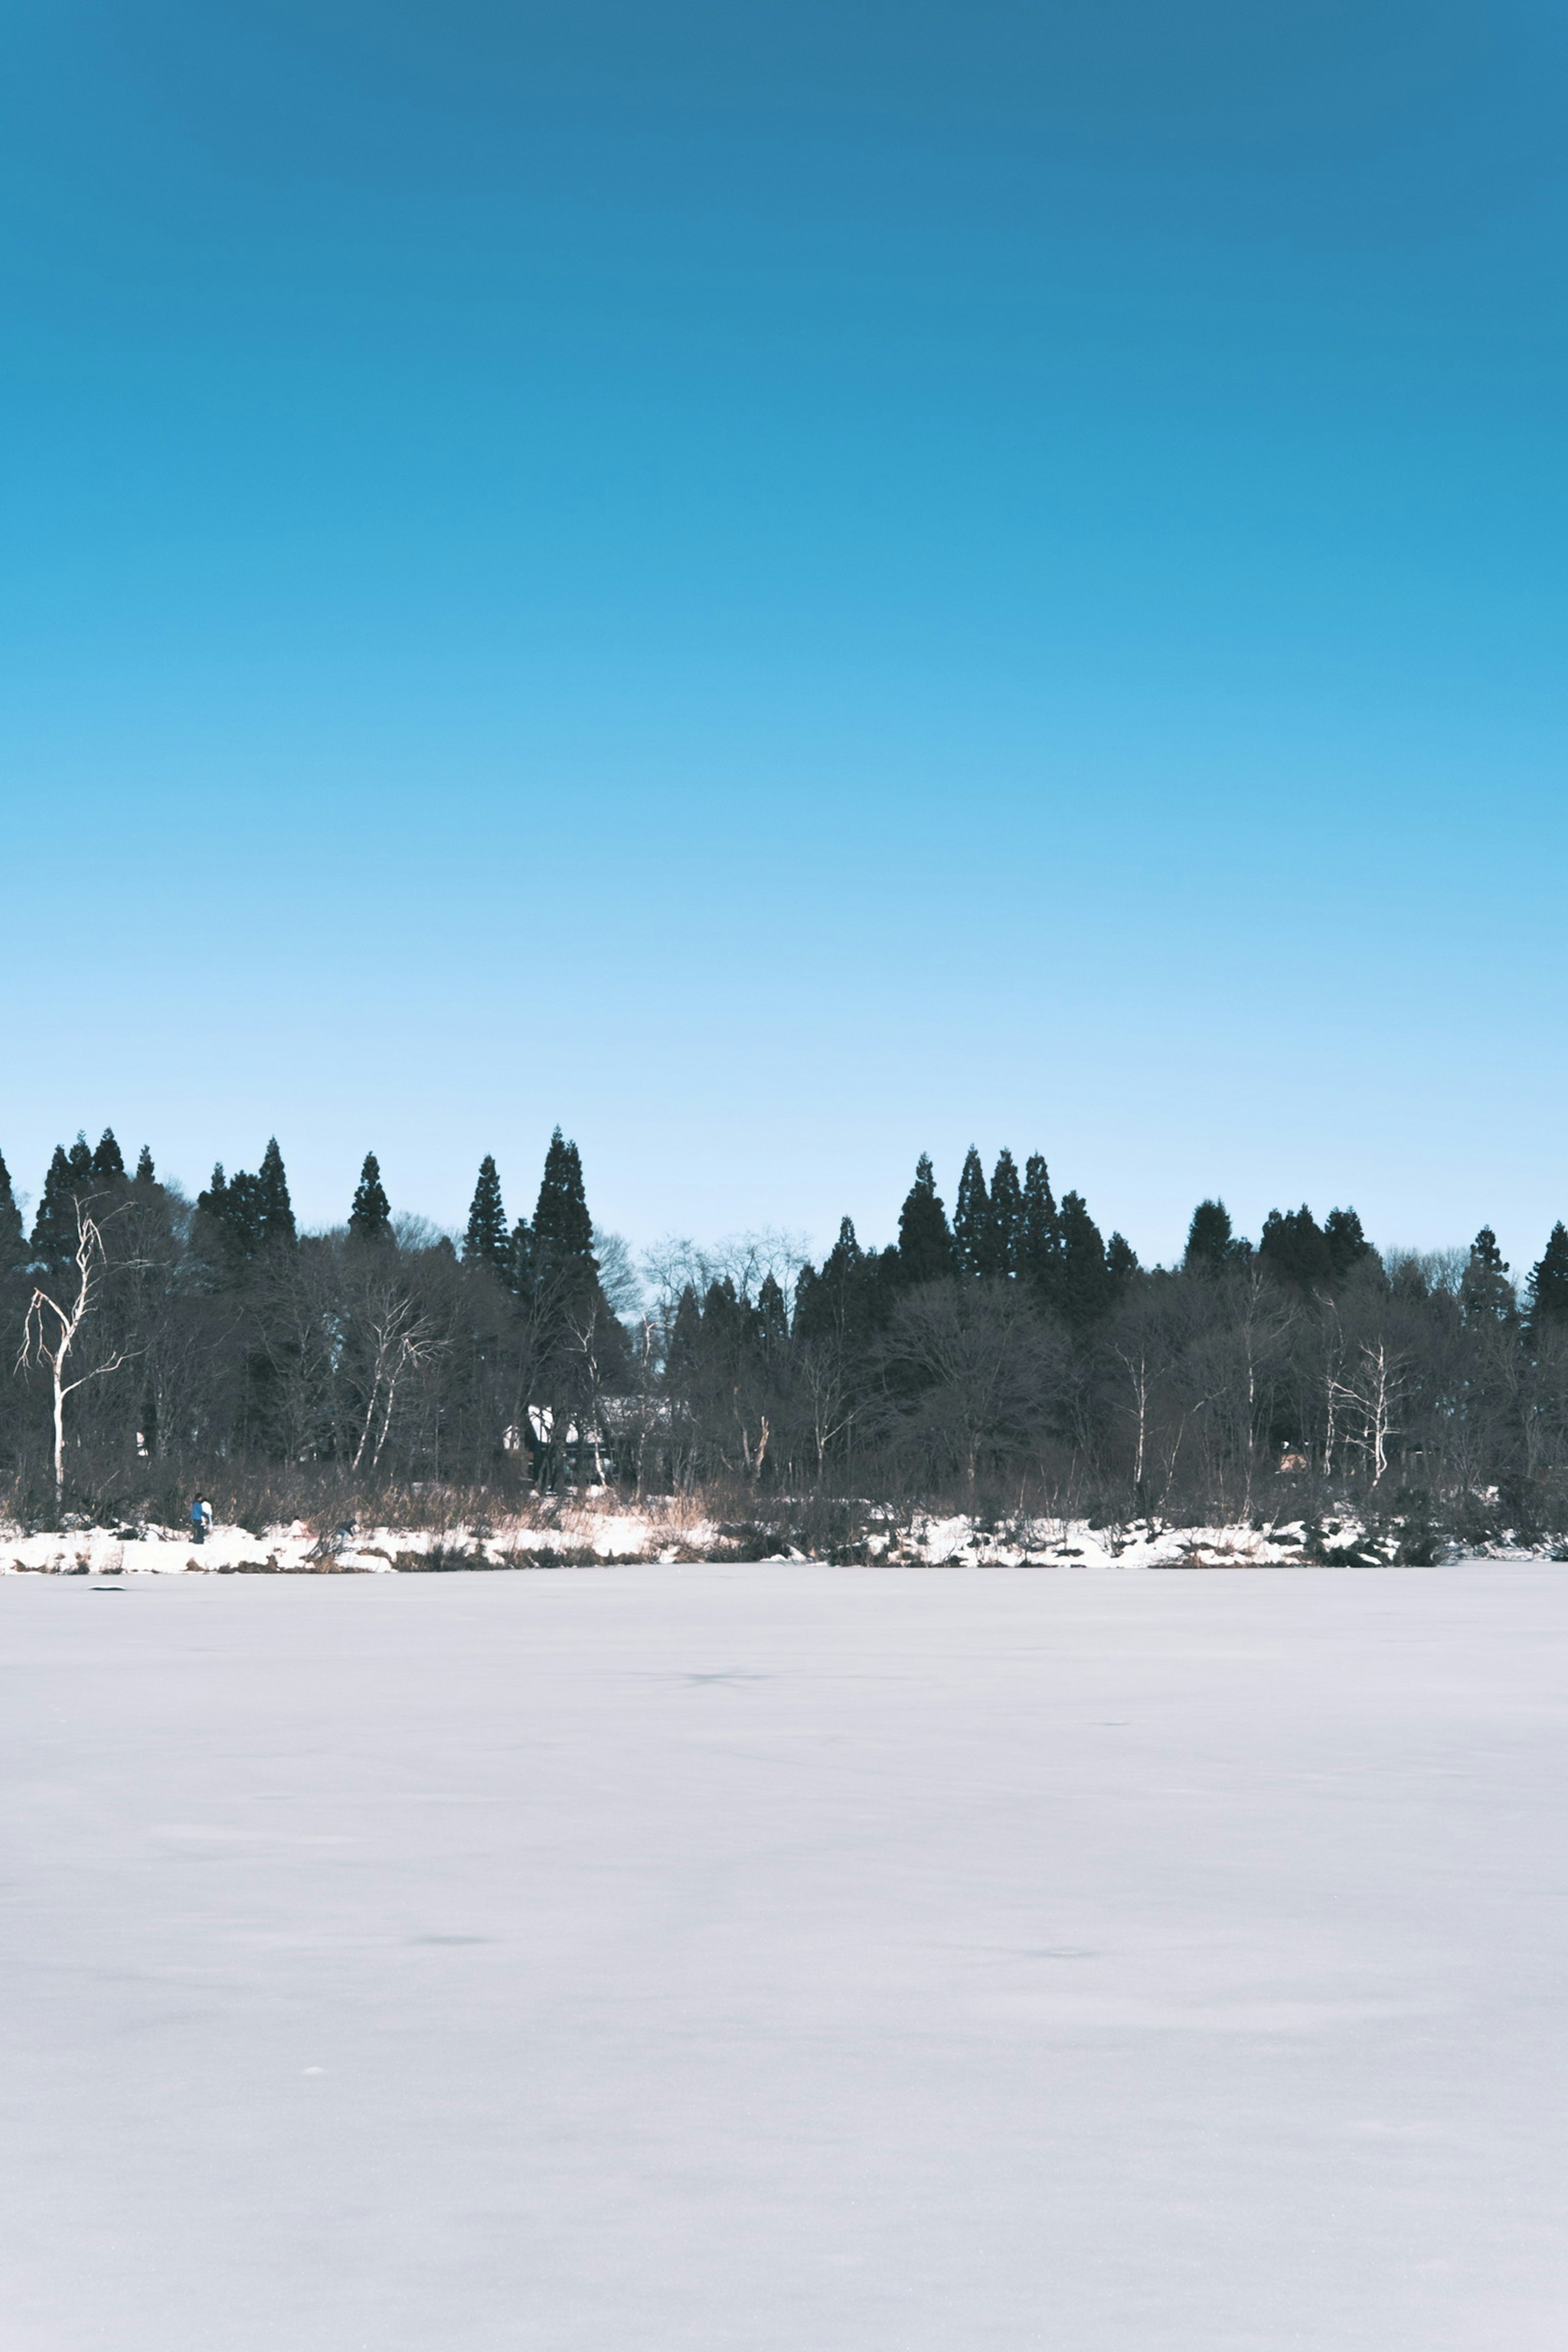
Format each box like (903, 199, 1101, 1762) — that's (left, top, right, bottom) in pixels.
(190, 1494, 212, 1546)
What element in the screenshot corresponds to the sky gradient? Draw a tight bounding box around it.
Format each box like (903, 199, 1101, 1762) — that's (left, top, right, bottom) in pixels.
(4, 2, 1566, 1270)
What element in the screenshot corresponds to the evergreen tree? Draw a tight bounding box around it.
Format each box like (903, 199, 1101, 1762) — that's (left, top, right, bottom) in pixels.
(134, 1145, 156, 1184)
(0, 1147, 26, 1281)
(990, 1149, 1024, 1277)
(1020, 1156, 1060, 1292)
(1323, 1206, 1374, 1283)
(756, 1271, 790, 1356)
(29, 1145, 80, 1281)
(1184, 1199, 1235, 1275)
(1526, 1223, 1568, 1341)
(533, 1129, 594, 1258)
(895, 1154, 955, 1285)
(953, 1147, 994, 1278)
(349, 1153, 393, 1244)
(1258, 1206, 1332, 1290)
(1461, 1226, 1514, 1323)
(664, 1284, 703, 1388)
(91, 1128, 126, 1185)
(257, 1138, 297, 1249)
(508, 1217, 533, 1294)
(1107, 1232, 1139, 1287)
(1057, 1191, 1112, 1326)
(794, 1218, 877, 1348)
(65, 1133, 94, 1191)
(463, 1155, 510, 1276)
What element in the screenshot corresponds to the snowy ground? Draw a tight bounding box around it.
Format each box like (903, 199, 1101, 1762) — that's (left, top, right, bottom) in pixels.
(0, 1503, 1529, 1572)
(4, 1564, 1567, 2350)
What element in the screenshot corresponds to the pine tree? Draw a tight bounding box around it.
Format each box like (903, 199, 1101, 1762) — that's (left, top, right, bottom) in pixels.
(896, 1154, 954, 1285)
(990, 1149, 1023, 1277)
(1057, 1191, 1111, 1326)
(1020, 1156, 1060, 1293)
(1323, 1207, 1373, 1283)
(349, 1153, 393, 1244)
(793, 1217, 887, 1350)
(135, 1145, 156, 1184)
(1526, 1224, 1568, 1340)
(0, 1147, 26, 1281)
(508, 1216, 533, 1294)
(756, 1271, 789, 1356)
(953, 1147, 994, 1278)
(257, 1138, 297, 1249)
(1107, 1232, 1139, 1287)
(91, 1129, 126, 1184)
(29, 1145, 80, 1280)
(65, 1133, 94, 1190)
(1184, 1199, 1234, 1274)
(1258, 1206, 1331, 1290)
(1461, 1227, 1514, 1323)
(463, 1155, 510, 1275)
(533, 1129, 594, 1258)
(664, 1284, 703, 1388)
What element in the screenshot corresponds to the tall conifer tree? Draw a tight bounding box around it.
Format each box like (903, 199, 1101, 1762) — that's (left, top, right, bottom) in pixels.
(990, 1149, 1024, 1277)
(91, 1129, 126, 1184)
(1322, 1207, 1373, 1283)
(953, 1147, 993, 1278)
(1461, 1227, 1514, 1323)
(896, 1154, 954, 1285)
(1526, 1224, 1568, 1341)
(0, 1147, 25, 1281)
(1020, 1156, 1059, 1292)
(1057, 1191, 1111, 1326)
(463, 1156, 510, 1275)
(1184, 1199, 1234, 1274)
(533, 1130, 594, 1258)
(134, 1146, 156, 1184)
(1258, 1206, 1332, 1290)
(29, 1145, 78, 1281)
(349, 1153, 393, 1244)
(258, 1139, 297, 1248)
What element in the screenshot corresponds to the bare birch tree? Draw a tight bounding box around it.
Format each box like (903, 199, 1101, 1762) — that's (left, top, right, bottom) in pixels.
(16, 1202, 145, 1504)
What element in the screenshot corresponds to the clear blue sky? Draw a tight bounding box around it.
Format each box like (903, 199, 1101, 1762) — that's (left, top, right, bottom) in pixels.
(4, 2, 1566, 1270)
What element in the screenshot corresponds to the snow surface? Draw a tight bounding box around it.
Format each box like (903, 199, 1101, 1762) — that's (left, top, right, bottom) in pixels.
(1, 1505, 1516, 1574)
(4, 1563, 1567, 2349)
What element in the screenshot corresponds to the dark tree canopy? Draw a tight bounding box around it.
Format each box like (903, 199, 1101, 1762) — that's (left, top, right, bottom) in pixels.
(91, 1129, 126, 1185)
(348, 1153, 393, 1244)
(991, 1149, 1024, 1278)
(463, 1155, 510, 1276)
(1184, 1199, 1235, 1275)
(896, 1154, 954, 1286)
(134, 1145, 156, 1184)
(0, 1147, 25, 1282)
(1527, 1223, 1568, 1340)
(258, 1139, 297, 1250)
(533, 1130, 594, 1260)
(29, 1145, 81, 1282)
(1020, 1156, 1059, 1290)
(1258, 1205, 1333, 1290)
(1322, 1207, 1374, 1282)
(953, 1147, 994, 1279)
(1056, 1190, 1111, 1326)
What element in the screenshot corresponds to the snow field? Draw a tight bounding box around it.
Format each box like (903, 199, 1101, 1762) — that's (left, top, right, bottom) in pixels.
(3, 1563, 1567, 2349)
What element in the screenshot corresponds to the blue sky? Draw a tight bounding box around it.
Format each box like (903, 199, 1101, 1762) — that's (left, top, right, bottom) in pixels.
(4, 1, 1566, 1270)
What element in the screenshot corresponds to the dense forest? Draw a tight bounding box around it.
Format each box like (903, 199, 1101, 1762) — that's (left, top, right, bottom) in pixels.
(6, 1126, 1568, 1544)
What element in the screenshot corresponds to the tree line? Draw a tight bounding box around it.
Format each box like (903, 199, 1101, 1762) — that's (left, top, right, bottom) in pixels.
(6, 1127, 1568, 1540)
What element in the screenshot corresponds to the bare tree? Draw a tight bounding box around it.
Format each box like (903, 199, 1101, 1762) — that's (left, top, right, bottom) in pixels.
(16, 1202, 145, 1503)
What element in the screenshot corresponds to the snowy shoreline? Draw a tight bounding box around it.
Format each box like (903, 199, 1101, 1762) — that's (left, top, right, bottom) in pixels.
(3, 1505, 1558, 1576)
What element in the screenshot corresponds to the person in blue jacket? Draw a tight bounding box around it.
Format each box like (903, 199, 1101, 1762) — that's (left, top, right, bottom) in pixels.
(190, 1494, 213, 1545)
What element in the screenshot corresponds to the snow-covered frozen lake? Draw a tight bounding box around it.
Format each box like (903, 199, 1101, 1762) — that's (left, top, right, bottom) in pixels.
(4, 1563, 1566, 2350)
